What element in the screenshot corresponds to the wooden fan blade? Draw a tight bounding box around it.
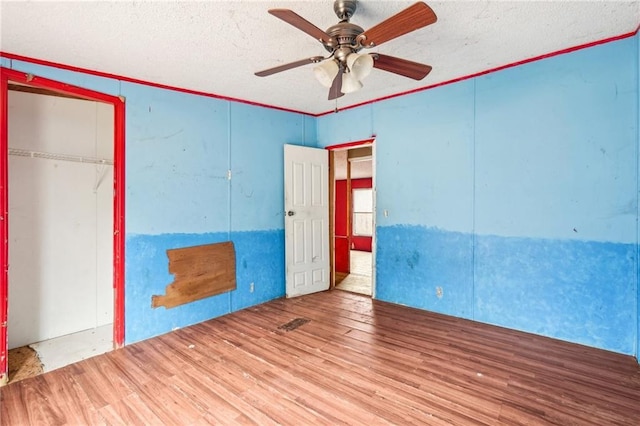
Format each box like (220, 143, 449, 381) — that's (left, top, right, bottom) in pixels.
(373, 54, 432, 80)
(328, 65, 344, 100)
(269, 9, 332, 44)
(358, 2, 437, 48)
(255, 56, 324, 77)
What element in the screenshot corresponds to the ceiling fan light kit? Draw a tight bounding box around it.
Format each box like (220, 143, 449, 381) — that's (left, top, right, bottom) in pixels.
(314, 60, 339, 88)
(255, 0, 437, 101)
(340, 70, 363, 93)
(314, 53, 371, 91)
(347, 53, 374, 80)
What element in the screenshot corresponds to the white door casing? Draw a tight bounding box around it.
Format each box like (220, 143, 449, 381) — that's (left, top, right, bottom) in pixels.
(284, 144, 329, 298)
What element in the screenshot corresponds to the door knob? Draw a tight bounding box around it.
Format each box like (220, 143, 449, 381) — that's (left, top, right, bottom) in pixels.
(287, 211, 295, 216)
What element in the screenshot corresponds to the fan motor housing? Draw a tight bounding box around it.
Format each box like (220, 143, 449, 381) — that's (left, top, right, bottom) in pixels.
(324, 21, 364, 54)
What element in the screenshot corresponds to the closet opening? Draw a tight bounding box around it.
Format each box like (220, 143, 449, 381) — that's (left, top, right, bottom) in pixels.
(0, 69, 125, 385)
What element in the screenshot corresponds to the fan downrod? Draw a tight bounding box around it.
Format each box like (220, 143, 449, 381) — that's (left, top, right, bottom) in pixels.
(334, 0, 357, 21)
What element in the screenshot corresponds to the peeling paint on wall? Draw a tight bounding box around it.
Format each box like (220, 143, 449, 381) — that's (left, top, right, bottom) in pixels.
(125, 230, 284, 344)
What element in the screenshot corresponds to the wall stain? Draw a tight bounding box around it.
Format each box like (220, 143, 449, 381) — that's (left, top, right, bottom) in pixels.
(137, 129, 185, 141)
(240, 185, 254, 198)
(407, 251, 420, 269)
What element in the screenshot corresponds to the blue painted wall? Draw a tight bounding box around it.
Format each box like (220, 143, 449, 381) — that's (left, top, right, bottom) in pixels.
(6, 60, 313, 344)
(5, 31, 640, 359)
(472, 38, 637, 354)
(636, 31, 640, 361)
(318, 36, 639, 356)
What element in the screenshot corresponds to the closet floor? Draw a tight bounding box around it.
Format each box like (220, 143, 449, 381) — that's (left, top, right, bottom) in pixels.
(30, 324, 113, 373)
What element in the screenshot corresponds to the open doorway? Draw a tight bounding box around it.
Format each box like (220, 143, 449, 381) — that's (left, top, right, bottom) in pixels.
(329, 142, 374, 296)
(0, 69, 125, 385)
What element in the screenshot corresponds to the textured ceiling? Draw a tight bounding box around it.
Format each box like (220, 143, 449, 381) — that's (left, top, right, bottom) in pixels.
(1, 1, 638, 115)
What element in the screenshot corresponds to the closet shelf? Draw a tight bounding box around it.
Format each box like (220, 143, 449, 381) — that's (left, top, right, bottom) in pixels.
(9, 148, 114, 166)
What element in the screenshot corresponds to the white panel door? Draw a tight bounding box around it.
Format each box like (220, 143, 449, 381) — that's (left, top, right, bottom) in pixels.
(284, 144, 329, 298)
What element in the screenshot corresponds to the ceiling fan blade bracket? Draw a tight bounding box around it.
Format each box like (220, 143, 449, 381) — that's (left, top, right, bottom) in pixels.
(356, 34, 374, 48)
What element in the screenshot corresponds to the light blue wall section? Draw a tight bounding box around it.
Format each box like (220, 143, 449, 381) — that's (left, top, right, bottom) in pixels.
(6, 33, 639, 358)
(475, 235, 635, 353)
(372, 82, 476, 319)
(230, 230, 284, 312)
(317, 103, 374, 146)
(125, 230, 285, 343)
(125, 232, 232, 343)
(229, 103, 313, 311)
(1, 58, 11, 68)
(317, 35, 639, 356)
(7, 60, 313, 344)
(373, 82, 475, 231)
(474, 39, 637, 243)
(303, 114, 317, 146)
(377, 226, 473, 318)
(636, 31, 640, 361)
(124, 82, 230, 235)
(472, 35, 638, 354)
(230, 103, 306, 232)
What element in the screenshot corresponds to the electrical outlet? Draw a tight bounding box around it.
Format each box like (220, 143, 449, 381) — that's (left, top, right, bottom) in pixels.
(250, 282, 255, 293)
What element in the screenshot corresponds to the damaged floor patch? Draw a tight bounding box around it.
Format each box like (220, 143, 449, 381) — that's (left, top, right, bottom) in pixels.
(278, 318, 310, 332)
(8, 345, 44, 383)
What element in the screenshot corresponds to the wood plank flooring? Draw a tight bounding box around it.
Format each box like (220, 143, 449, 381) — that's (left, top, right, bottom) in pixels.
(2, 290, 639, 425)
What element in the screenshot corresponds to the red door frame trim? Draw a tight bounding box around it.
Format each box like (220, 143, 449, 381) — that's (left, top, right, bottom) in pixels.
(0, 70, 8, 386)
(0, 68, 125, 384)
(325, 138, 375, 151)
(325, 137, 375, 284)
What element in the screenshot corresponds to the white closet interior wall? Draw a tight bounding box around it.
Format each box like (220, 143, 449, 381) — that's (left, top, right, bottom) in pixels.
(7, 89, 114, 349)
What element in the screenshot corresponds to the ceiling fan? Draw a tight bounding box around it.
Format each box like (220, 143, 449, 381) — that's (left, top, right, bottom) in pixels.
(255, 0, 437, 100)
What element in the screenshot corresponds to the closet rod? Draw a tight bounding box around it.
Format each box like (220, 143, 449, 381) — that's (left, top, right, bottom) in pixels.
(8, 148, 114, 166)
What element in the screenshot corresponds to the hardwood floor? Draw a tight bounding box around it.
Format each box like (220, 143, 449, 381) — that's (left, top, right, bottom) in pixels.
(2, 290, 639, 425)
